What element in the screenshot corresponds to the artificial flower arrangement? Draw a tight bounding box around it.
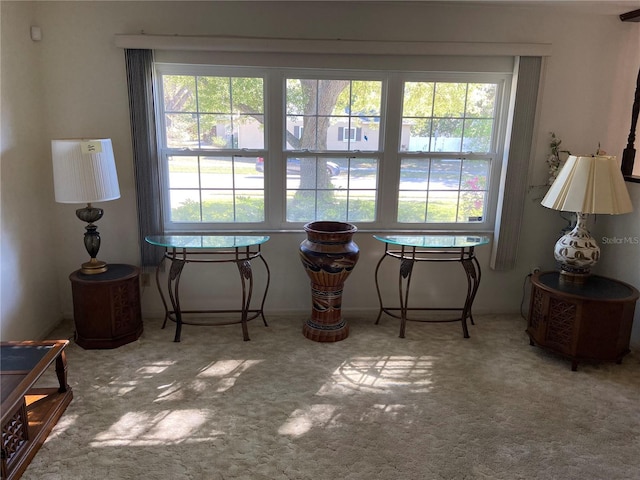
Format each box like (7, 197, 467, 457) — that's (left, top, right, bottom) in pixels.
(546, 132, 606, 185)
(546, 132, 571, 185)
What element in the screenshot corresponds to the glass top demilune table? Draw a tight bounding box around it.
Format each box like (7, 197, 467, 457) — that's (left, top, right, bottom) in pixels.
(373, 234, 491, 338)
(145, 235, 271, 342)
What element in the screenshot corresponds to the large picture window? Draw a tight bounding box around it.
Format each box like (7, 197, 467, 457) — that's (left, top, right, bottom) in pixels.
(155, 64, 510, 231)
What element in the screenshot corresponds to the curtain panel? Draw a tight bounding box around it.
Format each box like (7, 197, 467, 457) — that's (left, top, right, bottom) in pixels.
(491, 56, 543, 270)
(124, 49, 164, 267)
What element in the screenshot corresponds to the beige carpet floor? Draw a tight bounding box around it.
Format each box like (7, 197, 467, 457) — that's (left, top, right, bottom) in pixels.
(23, 313, 640, 480)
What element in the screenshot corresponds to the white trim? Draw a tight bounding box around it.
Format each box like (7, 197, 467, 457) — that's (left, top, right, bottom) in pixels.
(114, 34, 552, 57)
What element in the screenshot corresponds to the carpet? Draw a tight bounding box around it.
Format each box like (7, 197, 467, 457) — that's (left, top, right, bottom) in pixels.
(23, 313, 640, 480)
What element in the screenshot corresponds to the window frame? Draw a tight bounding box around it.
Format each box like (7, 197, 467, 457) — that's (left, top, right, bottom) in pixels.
(154, 63, 512, 233)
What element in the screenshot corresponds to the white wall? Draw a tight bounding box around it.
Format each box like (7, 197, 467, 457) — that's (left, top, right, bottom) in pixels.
(1, 1, 61, 340)
(597, 183, 640, 341)
(2, 1, 639, 345)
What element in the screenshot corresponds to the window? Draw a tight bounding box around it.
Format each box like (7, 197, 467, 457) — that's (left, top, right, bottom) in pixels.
(284, 77, 382, 222)
(398, 81, 497, 223)
(158, 70, 266, 224)
(339, 127, 361, 141)
(155, 65, 509, 231)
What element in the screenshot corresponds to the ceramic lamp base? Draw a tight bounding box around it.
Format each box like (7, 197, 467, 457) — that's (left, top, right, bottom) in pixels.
(553, 212, 599, 280)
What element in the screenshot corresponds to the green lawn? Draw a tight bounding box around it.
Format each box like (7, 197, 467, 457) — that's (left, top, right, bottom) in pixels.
(171, 193, 481, 223)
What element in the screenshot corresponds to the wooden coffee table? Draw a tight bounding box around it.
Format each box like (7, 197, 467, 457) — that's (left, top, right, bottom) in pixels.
(1, 340, 73, 480)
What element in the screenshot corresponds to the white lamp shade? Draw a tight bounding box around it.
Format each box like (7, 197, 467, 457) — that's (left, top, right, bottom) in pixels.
(52, 138, 120, 204)
(541, 155, 633, 214)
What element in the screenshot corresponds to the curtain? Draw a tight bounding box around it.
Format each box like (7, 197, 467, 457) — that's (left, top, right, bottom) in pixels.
(124, 49, 164, 267)
(490, 56, 543, 270)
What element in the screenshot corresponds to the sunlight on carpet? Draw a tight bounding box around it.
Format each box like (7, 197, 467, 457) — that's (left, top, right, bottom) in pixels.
(91, 409, 220, 447)
(278, 404, 338, 437)
(327, 355, 436, 393)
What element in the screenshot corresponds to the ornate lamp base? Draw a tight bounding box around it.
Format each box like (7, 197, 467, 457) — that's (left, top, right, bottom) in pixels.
(558, 267, 591, 285)
(76, 203, 109, 275)
(81, 258, 108, 275)
(554, 212, 599, 284)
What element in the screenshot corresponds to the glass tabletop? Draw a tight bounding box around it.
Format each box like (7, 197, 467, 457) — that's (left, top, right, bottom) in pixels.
(145, 235, 270, 249)
(373, 234, 491, 248)
(1, 344, 55, 372)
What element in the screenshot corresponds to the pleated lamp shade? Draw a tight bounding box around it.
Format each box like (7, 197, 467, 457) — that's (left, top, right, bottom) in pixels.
(541, 155, 632, 214)
(52, 139, 120, 204)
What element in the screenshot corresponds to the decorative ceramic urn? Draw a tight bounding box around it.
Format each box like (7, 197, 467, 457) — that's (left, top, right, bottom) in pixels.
(299, 221, 359, 342)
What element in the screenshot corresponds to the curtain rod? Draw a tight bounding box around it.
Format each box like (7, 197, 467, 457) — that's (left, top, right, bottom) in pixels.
(114, 34, 552, 57)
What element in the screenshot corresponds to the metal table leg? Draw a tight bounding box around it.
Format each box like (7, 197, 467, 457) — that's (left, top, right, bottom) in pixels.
(398, 257, 415, 339)
(167, 258, 187, 342)
(156, 256, 170, 330)
(461, 254, 482, 322)
(374, 252, 387, 325)
(255, 254, 271, 327)
(237, 259, 253, 341)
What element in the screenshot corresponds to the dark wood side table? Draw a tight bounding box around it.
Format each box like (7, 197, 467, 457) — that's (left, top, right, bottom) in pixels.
(527, 271, 639, 371)
(69, 264, 143, 349)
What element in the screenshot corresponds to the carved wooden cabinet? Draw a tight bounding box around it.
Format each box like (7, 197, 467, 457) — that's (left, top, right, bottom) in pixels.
(527, 271, 639, 371)
(69, 264, 143, 349)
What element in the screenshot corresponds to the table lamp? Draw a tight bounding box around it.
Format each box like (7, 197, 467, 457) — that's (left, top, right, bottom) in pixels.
(541, 154, 633, 283)
(52, 139, 120, 274)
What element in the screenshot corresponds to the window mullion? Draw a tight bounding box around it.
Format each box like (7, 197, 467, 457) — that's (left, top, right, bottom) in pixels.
(378, 73, 403, 226)
(266, 70, 285, 228)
